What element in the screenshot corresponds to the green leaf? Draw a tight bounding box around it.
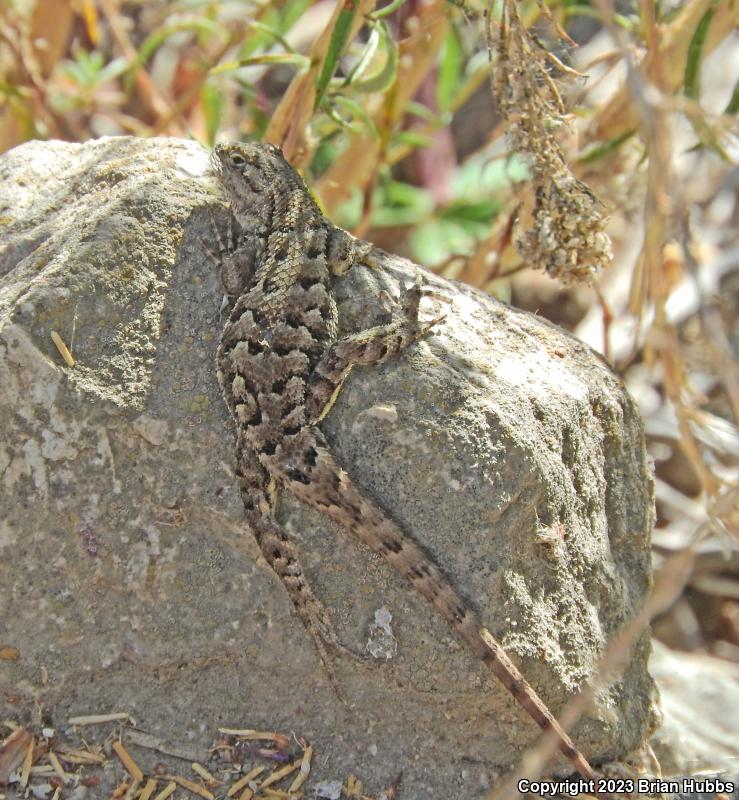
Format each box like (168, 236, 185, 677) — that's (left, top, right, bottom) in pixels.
(391, 129, 436, 149)
(211, 53, 311, 75)
(97, 56, 129, 84)
(138, 18, 225, 66)
(309, 132, 343, 177)
(369, 0, 408, 19)
(239, 12, 280, 58)
(440, 198, 499, 225)
(59, 49, 100, 85)
(373, 180, 434, 227)
(350, 21, 397, 94)
(59, 49, 128, 91)
(248, 21, 296, 54)
(684, 0, 718, 100)
(314, 0, 359, 110)
(280, 0, 314, 34)
(437, 27, 462, 113)
(334, 187, 364, 229)
(725, 77, 739, 115)
(331, 95, 379, 137)
(325, 104, 357, 132)
(405, 100, 441, 124)
(226, 3, 306, 61)
(578, 129, 636, 164)
(250, 106, 270, 139)
(343, 25, 380, 85)
(453, 150, 528, 194)
(200, 81, 223, 146)
(410, 219, 471, 266)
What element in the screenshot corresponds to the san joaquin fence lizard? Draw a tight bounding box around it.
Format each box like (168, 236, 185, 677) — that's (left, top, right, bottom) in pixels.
(210, 141, 601, 786)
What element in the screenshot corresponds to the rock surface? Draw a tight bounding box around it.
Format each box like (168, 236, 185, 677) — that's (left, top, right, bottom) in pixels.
(0, 137, 657, 798)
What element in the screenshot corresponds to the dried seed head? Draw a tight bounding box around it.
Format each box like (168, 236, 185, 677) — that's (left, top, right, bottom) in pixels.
(486, 1, 612, 283)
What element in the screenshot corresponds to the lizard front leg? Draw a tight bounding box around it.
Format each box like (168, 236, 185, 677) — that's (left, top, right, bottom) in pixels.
(306, 278, 445, 423)
(201, 208, 266, 300)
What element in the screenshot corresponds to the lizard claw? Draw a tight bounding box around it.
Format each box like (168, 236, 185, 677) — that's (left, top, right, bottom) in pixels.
(315, 621, 367, 665)
(419, 287, 452, 305)
(198, 234, 219, 266)
(399, 278, 449, 339)
(419, 312, 447, 338)
(401, 277, 451, 310)
(309, 624, 368, 705)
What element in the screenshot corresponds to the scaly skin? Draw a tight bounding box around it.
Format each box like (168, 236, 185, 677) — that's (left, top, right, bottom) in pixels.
(211, 141, 602, 787)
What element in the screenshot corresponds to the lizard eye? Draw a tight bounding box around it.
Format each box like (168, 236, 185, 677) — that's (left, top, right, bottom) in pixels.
(228, 152, 247, 168)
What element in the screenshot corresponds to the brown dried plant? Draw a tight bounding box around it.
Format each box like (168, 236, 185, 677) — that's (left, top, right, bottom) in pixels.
(485, 0, 613, 285)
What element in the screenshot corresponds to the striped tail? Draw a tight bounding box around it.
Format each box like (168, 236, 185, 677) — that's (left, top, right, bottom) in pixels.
(283, 439, 602, 786)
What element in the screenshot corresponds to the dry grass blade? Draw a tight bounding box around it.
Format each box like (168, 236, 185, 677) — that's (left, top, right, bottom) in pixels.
(139, 778, 158, 800)
(29, 0, 75, 78)
(55, 746, 106, 765)
(266, 0, 378, 160)
(0, 728, 33, 784)
(160, 773, 215, 799)
(69, 713, 134, 726)
(0, 14, 69, 143)
(191, 762, 218, 786)
(96, 0, 183, 133)
(218, 729, 281, 739)
(152, 781, 177, 800)
(112, 741, 144, 783)
(287, 745, 312, 793)
(588, 0, 739, 144)
(50, 330, 75, 367)
(226, 766, 265, 797)
(258, 758, 301, 789)
(47, 752, 68, 784)
(19, 735, 34, 789)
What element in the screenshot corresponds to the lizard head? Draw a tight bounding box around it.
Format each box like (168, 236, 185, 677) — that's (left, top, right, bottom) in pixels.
(212, 141, 372, 274)
(212, 142, 310, 223)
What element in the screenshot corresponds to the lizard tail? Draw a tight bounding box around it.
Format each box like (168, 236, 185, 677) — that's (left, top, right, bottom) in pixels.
(477, 628, 600, 784)
(280, 438, 602, 787)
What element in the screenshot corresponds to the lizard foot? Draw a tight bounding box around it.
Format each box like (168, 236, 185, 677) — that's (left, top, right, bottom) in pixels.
(399, 277, 449, 340)
(200, 206, 259, 300)
(305, 620, 368, 705)
(313, 617, 367, 665)
(198, 205, 237, 268)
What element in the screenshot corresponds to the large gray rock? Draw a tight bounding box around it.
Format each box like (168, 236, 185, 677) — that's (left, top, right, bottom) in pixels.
(0, 137, 657, 798)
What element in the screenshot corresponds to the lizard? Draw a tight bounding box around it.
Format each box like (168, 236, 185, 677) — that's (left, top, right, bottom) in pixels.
(209, 141, 603, 787)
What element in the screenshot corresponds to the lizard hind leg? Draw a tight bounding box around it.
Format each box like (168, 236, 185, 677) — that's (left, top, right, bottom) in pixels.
(276, 435, 605, 788)
(235, 442, 355, 697)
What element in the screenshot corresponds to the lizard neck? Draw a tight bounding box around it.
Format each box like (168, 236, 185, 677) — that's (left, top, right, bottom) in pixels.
(233, 188, 332, 320)
(230, 182, 373, 320)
